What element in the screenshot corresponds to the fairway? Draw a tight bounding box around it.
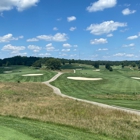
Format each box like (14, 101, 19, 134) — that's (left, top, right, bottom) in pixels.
(51, 67, 140, 110)
(0, 126, 34, 140)
(0, 116, 114, 140)
(0, 66, 56, 82)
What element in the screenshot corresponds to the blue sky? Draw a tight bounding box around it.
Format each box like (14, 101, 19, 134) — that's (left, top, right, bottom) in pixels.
(0, 0, 140, 60)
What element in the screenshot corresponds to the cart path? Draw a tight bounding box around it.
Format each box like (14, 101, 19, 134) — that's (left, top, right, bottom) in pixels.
(43, 72, 140, 116)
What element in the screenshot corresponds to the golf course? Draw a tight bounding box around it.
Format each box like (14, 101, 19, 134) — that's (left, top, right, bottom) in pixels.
(52, 64, 140, 110)
(0, 64, 140, 140)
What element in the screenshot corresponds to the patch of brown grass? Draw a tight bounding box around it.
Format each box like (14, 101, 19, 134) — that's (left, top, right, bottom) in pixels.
(0, 82, 140, 140)
(91, 94, 140, 100)
(0, 84, 5, 89)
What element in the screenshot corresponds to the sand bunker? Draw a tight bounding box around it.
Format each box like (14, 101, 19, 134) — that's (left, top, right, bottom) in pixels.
(93, 69, 100, 71)
(22, 74, 43, 76)
(67, 77, 102, 81)
(131, 77, 140, 80)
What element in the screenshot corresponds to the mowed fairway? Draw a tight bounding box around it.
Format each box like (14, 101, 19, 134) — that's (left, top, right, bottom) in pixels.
(0, 66, 56, 82)
(0, 116, 110, 140)
(51, 65, 140, 110)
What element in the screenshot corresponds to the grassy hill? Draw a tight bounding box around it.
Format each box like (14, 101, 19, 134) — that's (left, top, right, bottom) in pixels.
(0, 81, 140, 140)
(0, 65, 140, 140)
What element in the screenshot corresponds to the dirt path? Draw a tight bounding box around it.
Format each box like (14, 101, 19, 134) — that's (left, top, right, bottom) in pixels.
(43, 72, 140, 116)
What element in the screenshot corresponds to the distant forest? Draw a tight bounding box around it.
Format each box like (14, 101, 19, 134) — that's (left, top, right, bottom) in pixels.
(0, 56, 140, 70)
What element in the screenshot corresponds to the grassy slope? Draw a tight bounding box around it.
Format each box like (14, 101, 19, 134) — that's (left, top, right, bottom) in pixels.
(0, 116, 112, 140)
(0, 66, 56, 82)
(51, 65, 140, 109)
(0, 82, 140, 140)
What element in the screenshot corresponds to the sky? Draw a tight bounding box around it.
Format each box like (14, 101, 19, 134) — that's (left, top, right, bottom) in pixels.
(0, 0, 140, 61)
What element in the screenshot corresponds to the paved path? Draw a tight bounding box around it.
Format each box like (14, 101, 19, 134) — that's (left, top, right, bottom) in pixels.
(43, 72, 140, 116)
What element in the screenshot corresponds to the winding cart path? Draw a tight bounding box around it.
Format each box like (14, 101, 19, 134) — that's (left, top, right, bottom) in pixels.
(43, 72, 140, 116)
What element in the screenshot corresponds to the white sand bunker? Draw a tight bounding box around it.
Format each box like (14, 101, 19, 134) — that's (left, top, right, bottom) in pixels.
(93, 69, 100, 71)
(67, 77, 102, 81)
(22, 74, 43, 76)
(131, 77, 140, 80)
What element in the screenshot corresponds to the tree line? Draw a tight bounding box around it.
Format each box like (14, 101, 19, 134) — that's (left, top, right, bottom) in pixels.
(0, 56, 140, 70)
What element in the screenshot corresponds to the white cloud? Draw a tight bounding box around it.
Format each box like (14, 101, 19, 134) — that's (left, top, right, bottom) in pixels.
(2, 44, 25, 54)
(122, 43, 135, 47)
(46, 43, 55, 51)
(37, 33, 68, 42)
(67, 16, 76, 22)
(98, 48, 108, 51)
(127, 35, 138, 40)
(53, 27, 58, 31)
(59, 53, 67, 56)
(39, 53, 51, 57)
(122, 8, 136, 15)
(87, 20, 127, 35)
(17, 52, 27, 56)
(70, 54, 77, 57)
(90, 38, 108, 45)
(70, 27, 77, 31)
(28, 45, 41, 52)
(91, 54, 98, 58)
(125, 54, 134, 57)
(27, 38, 39, 42)
(62, 49, 70, 52)
(0, 33, 23, 43)
(63, 43, 71, 47)
(107, 34, 113, 37)
(87, 0, 117, 12)
(113, 53, 134, 57)
(46, 43, 59, 52)
(0, 0, 39, 12)
(113, 53, 126, 57)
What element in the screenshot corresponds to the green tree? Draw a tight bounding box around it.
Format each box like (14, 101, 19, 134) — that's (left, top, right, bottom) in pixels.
(46, 58, 61, 70)
(131, 62, 136, 67)
(93, 62, 99, 69)
(32, 60, 42, 68)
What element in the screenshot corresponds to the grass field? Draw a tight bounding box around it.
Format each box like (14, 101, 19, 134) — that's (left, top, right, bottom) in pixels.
(0, 82, 140, 140)
(51, 65, 140, 110)
(0, 64, 140, 139)
(0, 66, 56, 82)
(0, 116, 114, 140)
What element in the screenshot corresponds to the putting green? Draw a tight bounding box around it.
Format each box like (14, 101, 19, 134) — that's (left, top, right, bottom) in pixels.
(0, 126, 34, 140)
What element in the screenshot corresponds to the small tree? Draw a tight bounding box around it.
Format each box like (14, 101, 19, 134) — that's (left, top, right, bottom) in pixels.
(93, 62, 99, 69)
(131, 62, 136, 67)
(105, 63, 113, 71)
(138, 64, 140, 70)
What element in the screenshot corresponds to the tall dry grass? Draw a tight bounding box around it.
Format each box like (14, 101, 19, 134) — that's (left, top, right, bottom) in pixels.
(0, 82, 140, 140)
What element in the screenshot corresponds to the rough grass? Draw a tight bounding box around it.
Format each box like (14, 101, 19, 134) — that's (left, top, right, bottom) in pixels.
(0, 66, 56, 82)
(51, 69, 140, 109)
(0, 82, 140, 140)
